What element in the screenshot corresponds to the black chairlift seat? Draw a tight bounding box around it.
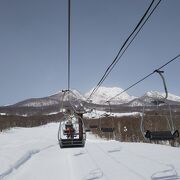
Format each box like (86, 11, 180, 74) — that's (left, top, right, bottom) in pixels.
(101, 127, 115, 133)
(90, 125, 98, 129)
(59, 138, 85, 148)
(145, 130, 179, 141)
(85, 128, 91, 132)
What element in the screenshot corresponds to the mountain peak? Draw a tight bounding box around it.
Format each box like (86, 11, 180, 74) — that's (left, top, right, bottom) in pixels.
(85, 86, 135, 104)
(143, 91, 165, 100)
(143, 91, 180, 102)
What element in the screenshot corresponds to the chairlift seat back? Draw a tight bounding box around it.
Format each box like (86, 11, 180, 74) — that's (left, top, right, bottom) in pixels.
(60, 138, 85, 148)
(90, 125, 98, 129)
(145, 130, 179, 140)
(101, 127, 115, 132)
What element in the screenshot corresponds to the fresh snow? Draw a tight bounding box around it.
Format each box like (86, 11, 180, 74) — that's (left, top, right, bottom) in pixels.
(0, 123, 180, 180)
(46, 111, 60, 115)
(0, 113, 6, 116)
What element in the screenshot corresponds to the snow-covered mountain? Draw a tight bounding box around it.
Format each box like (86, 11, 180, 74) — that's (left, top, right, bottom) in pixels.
(12, 87, 135, 107)
(85, 87, 135, 104)
(3, 87, 180, 108)
(50, 89, 85, 101)
(163, 92, 180, 102)
(127, 91, 180, 107)
(1, 87, 180, 116)
(13, 90, 85, 107)
(141, 91, 180, 103)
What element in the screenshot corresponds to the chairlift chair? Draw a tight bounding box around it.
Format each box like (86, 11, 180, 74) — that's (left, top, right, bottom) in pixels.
(101, 127, 115, 133)
(89, 109, 99, 130)
(99, 101, 115, 140)
(58, 90, 86, 148)
(89, 125, 98, 129)
(141, 101, 179, 141)
(145, 130, 179, 141)
(140, 70, 179, 141)
(58, 113, 86, 148)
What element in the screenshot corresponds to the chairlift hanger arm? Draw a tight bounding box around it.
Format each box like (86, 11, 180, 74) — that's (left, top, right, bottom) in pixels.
(154, 69, 168, 99)
(106, 101, 112, 114)
(62, 89, 70, 93)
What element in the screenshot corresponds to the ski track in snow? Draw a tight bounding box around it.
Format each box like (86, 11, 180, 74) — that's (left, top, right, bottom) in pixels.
(90, 144, 146, 180)
(125, 148, 180, 172)
(151, 165, 179, 180)
(0, 150, 40, 180)
(83, 147, 108, 180)
(96, 143, 180, 180)
(0, 144, 58, 180)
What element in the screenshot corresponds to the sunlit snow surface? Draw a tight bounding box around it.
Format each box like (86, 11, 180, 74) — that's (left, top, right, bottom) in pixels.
(0, 123, 180, 180)
(84, 109, 141, 119)
(0, 113, 6, 116)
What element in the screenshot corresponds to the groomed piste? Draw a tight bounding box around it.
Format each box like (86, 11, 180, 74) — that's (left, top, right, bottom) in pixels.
(0, 123, 180, 180)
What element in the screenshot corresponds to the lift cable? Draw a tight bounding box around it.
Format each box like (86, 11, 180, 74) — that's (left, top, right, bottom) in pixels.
(94, 0, 162, 92)
(107, 54, 180, 102)
(68, 0, 71, 91)
(87, 0, 161, 101)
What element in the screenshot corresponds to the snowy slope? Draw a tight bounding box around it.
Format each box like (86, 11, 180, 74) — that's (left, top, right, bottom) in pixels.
(0, 123, 180, 180)
(85, 86, 135, 104)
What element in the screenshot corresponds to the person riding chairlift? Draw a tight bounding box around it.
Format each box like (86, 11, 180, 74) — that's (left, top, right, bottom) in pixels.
(65, 120, 75, 139)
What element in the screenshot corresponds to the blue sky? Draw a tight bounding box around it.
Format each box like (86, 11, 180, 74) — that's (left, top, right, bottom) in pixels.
(0, 0, 180, 105)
